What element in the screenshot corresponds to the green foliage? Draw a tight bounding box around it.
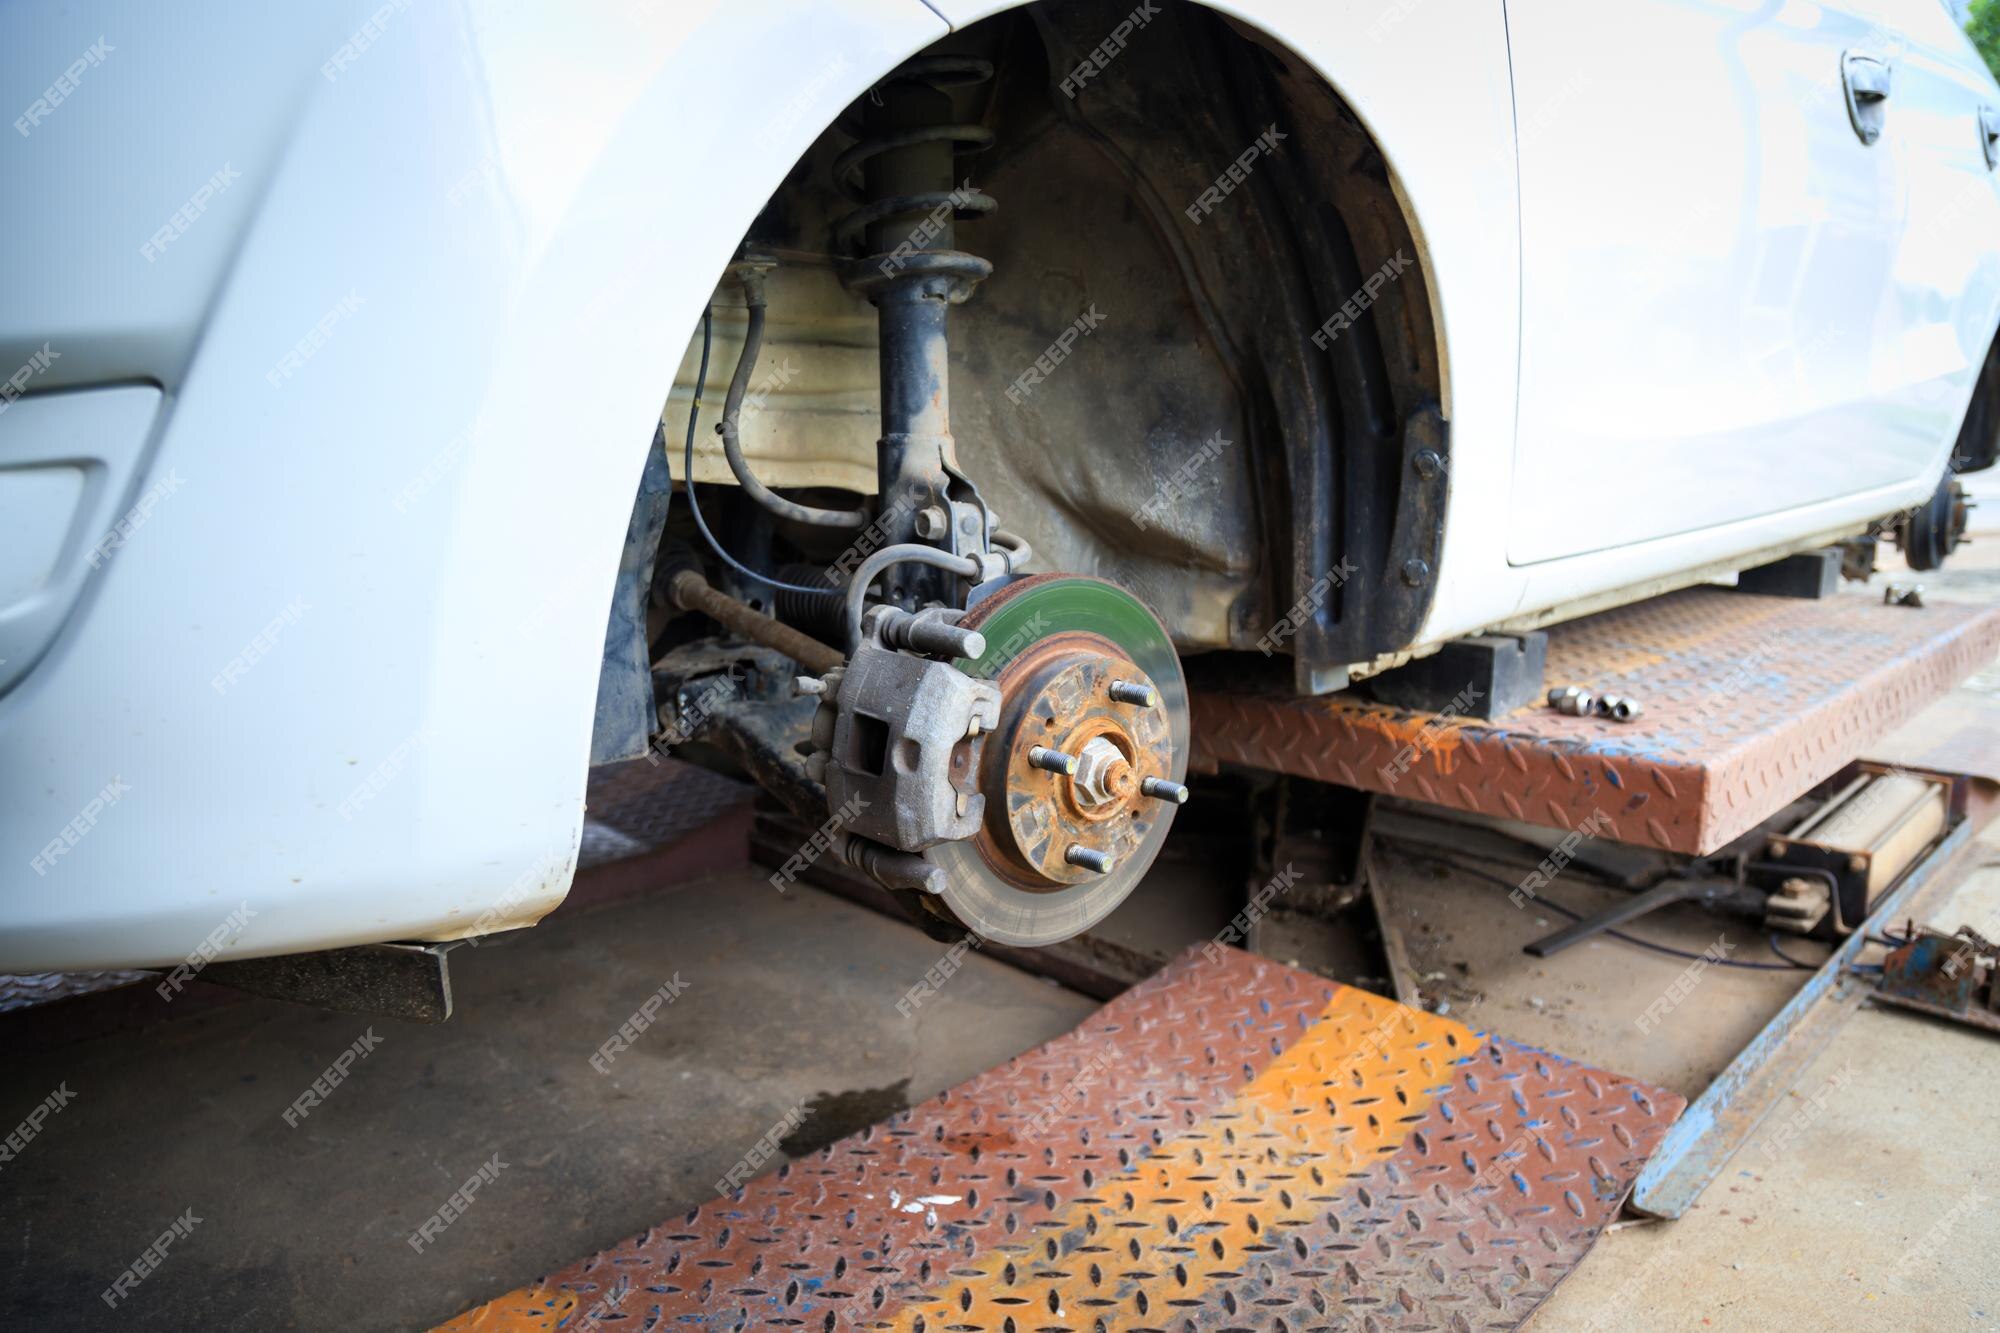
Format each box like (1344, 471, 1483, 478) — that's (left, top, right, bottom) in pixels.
(1971, 0, 2000, 84)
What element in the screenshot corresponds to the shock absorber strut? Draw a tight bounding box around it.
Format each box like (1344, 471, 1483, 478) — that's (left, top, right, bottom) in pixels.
(837, 56, 1001, 610)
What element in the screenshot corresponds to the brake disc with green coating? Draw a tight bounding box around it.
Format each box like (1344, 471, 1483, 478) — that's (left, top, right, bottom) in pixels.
(928, 574, 1190, 946)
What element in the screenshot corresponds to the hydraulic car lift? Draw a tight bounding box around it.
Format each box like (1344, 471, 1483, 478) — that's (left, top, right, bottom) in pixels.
(442, 584, 1999, 1331)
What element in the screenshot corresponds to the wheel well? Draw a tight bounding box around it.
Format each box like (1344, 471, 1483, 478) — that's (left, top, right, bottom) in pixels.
(657, 0, 1446, 694)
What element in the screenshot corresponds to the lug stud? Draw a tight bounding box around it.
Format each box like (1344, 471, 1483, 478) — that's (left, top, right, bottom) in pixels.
(1028, 746, 1080, 776)
(1140, 777, 1189, 805)
(1065, 846, 1113, 874)
(1108, 680, 1156, 708)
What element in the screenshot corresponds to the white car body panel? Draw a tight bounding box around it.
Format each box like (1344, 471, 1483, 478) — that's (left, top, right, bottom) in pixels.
(0, 0, 1993, 971)
(0, 0, 948, 971)
(1507, 0, 2000, 567)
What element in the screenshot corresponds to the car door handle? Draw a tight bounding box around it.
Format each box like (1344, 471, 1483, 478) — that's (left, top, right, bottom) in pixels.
(1982, 105, 1999, 171)
(1842, 51, 1892, 145)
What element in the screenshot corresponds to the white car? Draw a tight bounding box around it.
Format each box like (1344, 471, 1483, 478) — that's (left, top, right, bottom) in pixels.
(4, 0, 1997, 975)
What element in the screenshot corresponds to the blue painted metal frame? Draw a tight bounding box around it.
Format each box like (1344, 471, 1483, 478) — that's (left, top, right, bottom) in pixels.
(1631, 817, 1974, 1218)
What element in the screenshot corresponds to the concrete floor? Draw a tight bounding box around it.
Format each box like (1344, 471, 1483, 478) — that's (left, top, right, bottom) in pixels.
(7, 540, 1998, 1332)
(0, 877, 1093, 1330)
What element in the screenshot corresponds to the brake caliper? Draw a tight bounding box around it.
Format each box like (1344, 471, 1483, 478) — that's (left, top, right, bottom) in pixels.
(803, 606, 999, 895)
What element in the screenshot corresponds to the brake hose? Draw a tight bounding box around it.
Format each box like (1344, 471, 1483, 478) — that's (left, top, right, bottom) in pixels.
(676, 311, 832, 598)
(718, 270, 869, 531)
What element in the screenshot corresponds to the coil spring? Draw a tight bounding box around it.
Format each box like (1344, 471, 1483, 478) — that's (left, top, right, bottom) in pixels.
(834, 55, 999, 276)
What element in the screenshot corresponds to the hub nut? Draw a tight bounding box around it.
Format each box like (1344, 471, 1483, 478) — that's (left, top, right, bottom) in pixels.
(1070, 736, 1137, 810)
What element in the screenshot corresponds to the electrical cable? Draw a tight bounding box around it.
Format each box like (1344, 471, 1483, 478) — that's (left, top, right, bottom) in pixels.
(674, 310, 838, 598)
(1390, 845, 1817, 971)
(1764, 932, 1824, 971)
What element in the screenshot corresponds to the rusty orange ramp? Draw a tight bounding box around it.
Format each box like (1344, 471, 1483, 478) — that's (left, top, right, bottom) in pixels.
(1195, 588, 2000, 854)
(437, 947, 1681, 1331)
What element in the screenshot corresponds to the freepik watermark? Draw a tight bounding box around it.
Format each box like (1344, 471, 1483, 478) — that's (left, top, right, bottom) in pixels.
(0, 343, 62, 416)
(14, 37, 114, 137)
(715, 1104, 811, 1195)
(1185, 125, 1287, 225)
(324, 0, 416, 82)
(140, 164, 240, 263)
(212, 597, 310, 695)
(154, 903, 257, 1000)
(1509, 810, 1615, 907)
(1310, 249, 1414, 350)
(281, 1029, 385, 1127)
(648, 666, 748, 760)
(570, 1281, 633, 1331)
(85, 469, 186, 568)
(1941, 932, 1989, 980)
(1201, 863, 1304, 963)
(393, 427, 475, 512)
(1135, 432, 1233, 531)
(267, 292, 365, 387)
(465, 849, 569, 944)
(1886, 1187, 1987, 1288)
(770, 55, 852, 136)
(1689, 649, 1772, 724)
(896, 933, 983, 1018)
(1635, 936, 1737, 1034)
(1256, 559, 1360, 656)
(589, 974, 690, 1075)
(966, 610, 1052, 681)
(29, 777, 131, 877)
(102, 1210, 202, 1308)
(1020, 1050, 1115, 1139)
(1370, 0, 1426, 42)
(1058, 1, 1162, 98)
(408, 1154, 507, 1253)
(1004, 305, 1106, 404)
(1378, 684, 1483, 784)
(767, 794, 868, 891)
(0, 1083, 78, 1169)
(743, 354, 802, 414)
(1756, 1062, 1856, 1165)
(337, 731, 426, 821)
(878, 182, 984, 278)
(825, 499, 915, 587)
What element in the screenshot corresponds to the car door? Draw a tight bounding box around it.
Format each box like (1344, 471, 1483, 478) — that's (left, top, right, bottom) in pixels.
(1505, 0, 1921, 564)
(1853, 0, 2000, 451)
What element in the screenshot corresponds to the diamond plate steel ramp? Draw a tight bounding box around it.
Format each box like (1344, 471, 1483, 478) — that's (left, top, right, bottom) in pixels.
(1195, 587, 2000, 854)
(437, 947, 1682, 1331)
(581, 757, 752, 869)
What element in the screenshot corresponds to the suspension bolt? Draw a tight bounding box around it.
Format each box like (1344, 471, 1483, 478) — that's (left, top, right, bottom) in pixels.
(1140, 777, 1190, 805)
(1107, 680, 1156, 708)
(1028, 746, 1080, 776)
(914, 506, 950, 540)
(1065, 846, 1113, 875)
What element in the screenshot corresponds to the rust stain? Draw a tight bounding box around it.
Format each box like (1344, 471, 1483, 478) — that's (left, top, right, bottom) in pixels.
(1349, 705, 1480, 775)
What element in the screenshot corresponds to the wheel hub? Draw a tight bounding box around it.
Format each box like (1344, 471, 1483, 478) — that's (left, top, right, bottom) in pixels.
(987, 634, 1173, 886)
(925, 574, 1191, 946)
